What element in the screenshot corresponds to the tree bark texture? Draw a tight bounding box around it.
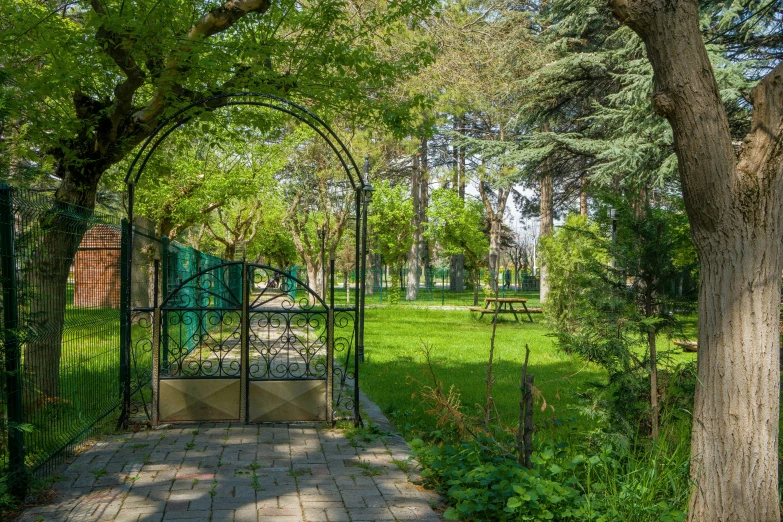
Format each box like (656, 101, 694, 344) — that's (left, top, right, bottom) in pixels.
(479, 182, 510, 294)
(420, 137, 431, 290)
(580, 174, 588, 216)
(538, 170, 554, 303)
(608, 1, 783, 519)
(407, 151, 422, 300)
(449, 255, 465, 292)
(459, 117, 467, 200)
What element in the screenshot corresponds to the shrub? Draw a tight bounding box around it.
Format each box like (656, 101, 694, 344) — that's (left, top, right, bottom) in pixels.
(413, 433, 689, 522)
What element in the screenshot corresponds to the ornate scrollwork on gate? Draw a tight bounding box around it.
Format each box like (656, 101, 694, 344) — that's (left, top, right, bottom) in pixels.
(248, 311, 327, 379)
(332, 310, 356, 413)
(129, 309, 154, 418)
(246, 265, 328, 380)
(164, 263, 243, 309)
(161, 262, 243, 378)
(162, 310, 242, 377)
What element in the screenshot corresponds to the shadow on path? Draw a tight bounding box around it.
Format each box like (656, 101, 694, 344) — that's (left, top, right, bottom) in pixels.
(17, 418, 441, 522)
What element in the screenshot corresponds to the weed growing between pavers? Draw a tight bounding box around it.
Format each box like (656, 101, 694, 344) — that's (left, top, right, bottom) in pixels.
(357, 461, 384, 477)
(391, 459, 411, 473)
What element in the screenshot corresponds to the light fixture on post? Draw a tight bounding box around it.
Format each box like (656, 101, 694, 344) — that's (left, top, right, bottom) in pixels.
(358, 157, 374, 364)
(318, 226, 326, 298)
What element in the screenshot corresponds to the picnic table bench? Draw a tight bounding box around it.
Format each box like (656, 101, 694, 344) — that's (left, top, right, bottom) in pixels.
(469, 297, 534, 323)
(673, 340, 698, 352)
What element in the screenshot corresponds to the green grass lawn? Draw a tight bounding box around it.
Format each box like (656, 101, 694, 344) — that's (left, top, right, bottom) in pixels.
(360, 306, 698, 442)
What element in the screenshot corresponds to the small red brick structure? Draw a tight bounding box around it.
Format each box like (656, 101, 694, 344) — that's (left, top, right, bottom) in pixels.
(73, 224, 122, 308)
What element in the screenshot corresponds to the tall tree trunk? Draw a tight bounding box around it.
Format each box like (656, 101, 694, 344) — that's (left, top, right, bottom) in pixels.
(538, 168, 554, 303)
(450, 255, 465, 292)
(25, 171, 99, 402)
(459, 117, 466, 200)
(407, 149, 421, 300)
(480, 184, 510, 295)
(449, 118, 465, 293)
(420, 137, 431, 291)
(472, 267, 480, 306)
(607, 1, 783, 519)
(580, 174, 588, 216)
(305, 258, 322, 296)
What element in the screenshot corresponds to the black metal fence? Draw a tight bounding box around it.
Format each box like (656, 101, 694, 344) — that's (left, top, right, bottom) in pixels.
(320, 266, 540, 306)
(0, 186, 224, 500)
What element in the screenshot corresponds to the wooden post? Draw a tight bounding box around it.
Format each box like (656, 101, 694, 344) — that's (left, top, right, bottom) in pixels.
(518, 345, 532, 468)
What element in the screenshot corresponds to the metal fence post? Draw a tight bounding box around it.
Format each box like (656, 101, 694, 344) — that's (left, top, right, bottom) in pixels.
(1, 185, 28, 500)
(327, 259, 335, 424)
(441, 268, 445, 306)
(239, 261, 249, 424)
(161, 236, 169, 374)
(119, 219, 129, 411)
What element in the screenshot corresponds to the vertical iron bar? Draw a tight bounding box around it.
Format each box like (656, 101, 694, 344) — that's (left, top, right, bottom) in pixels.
(119, 218, 129, 401)
(441, 268, 445, 306)
(151, 306, 160, 425)
(153, 259, 159, 309)
(356, 160, 371, 426)
(240, 261, 249, 423)
(320, 228, 326, 302)
(151, 259, 160, 424)
(327, 259, 335, 424)
(122, 183, 134, 427)
(161, 236, 169, 374)
(0, 185, 27, 500)
(351, 188, 360, 389)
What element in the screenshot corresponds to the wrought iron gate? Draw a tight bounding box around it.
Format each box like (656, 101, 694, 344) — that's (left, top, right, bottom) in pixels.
(122, 93, 371, 427)
(151, 262, 350, 424)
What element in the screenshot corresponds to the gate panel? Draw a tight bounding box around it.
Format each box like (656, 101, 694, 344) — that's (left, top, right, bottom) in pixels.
(245, 265, 329, 422)
(248, 381, 326, 422)
(160, 379, 241, 421)
(156, 263, 243, 423)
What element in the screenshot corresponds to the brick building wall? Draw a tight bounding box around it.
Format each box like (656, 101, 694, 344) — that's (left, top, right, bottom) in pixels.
(73, 224, 121, 308)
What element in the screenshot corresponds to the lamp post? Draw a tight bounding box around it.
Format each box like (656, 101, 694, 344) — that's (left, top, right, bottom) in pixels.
(318, 226, 326, 299)
(358, 161, 374, 364)
(353, 156, 373, 427)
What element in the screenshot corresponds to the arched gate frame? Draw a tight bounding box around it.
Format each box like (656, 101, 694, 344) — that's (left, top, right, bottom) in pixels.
(120, 93, 372, 426)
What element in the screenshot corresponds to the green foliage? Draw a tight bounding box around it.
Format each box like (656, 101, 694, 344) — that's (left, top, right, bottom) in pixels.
(539, 215, 606, 335)
(413, 433, 688, 522)
(415, 435, 585, 521)
(541, 199, 696, 435)
(427, 189, 489, 266)
(369, 180, 415, 304)
(0, 0, 438, 195)
(511, 0, 756, 198)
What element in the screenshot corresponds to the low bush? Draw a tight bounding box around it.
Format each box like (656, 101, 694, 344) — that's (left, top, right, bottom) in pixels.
(413, 432, 689, 522)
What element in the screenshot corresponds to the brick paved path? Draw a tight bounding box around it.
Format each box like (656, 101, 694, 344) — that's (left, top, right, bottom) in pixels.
(18, 423, 441, 522)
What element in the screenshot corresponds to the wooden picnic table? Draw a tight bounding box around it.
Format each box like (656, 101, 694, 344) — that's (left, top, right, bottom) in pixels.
(469, 297, 534, 323)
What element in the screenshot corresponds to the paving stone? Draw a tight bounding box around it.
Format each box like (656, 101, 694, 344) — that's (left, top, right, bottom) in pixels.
(346, 507, 397, 521)
(19, 399, 444, 522)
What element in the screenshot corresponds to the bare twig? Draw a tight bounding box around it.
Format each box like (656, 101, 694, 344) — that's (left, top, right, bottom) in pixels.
(484, 285, 501, 429)
(518, 344, 530, 467)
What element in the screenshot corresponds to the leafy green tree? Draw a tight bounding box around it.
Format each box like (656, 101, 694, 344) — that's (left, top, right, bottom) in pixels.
(540, 214, 607, 336)
(0, 0, 436, 399)
(543, 205, 691, 440)
(602, 0, 783, 518)
(368, 180, 415, 305)
(427, 189, 489, 305)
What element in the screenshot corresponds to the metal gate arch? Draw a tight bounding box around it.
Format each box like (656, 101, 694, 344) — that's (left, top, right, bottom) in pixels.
(152, 262, 343, 424)
(122, 93, 370, 426)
